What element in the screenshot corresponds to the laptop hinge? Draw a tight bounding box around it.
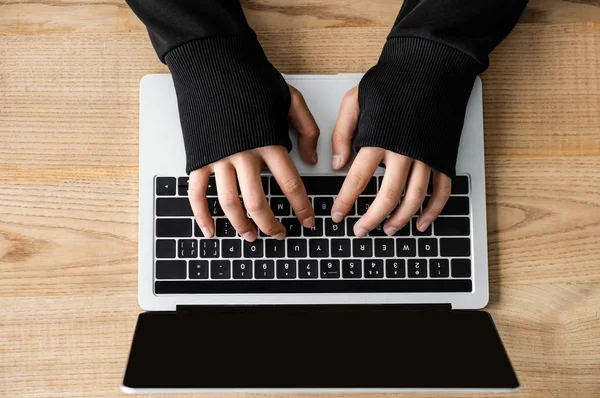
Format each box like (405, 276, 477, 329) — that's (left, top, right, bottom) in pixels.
(176, 303, 452, 314)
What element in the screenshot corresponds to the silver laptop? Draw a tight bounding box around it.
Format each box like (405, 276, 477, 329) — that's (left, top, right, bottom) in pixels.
(122, 74, 518, 393)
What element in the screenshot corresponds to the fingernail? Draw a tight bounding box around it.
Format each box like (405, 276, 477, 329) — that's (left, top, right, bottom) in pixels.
(355, 226, 368, 237)
(311, 151, 318, 164)
(303, 216, 315, 228)
(332, 154, 341, 170)
(332, 212, 344, 223)
(384, 226, 398, 236)
(274, 232, 286, 240)
(242, 231, 256, 242)
(200, 227, 211, 238)
(417, 218, 431, 232)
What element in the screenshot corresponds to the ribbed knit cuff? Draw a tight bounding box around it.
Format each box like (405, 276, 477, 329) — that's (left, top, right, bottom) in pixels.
(355, 37, 482, 177)
(164, 36, 292, 174)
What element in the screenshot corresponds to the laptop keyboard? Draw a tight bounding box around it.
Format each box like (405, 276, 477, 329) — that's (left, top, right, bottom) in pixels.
(153, 174, 473, 294)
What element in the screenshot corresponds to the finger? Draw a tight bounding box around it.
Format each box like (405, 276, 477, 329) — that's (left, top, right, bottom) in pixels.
(331, 86, 359, 170)
(188, 168, 214, 238)
(384, 160, 430, 235)
(260, 147, 315, 228)
(232, 155, 286, 240)
(354, 153, 412, 236)
(288, 85, 320, 165)
(417, 170, 452, 232)
(213, 162, 257, 242)
(331, 147, 383, 225)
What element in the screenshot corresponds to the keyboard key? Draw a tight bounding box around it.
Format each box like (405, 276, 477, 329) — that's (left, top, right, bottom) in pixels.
(206, 176, 217, 195)
(424, 196, 469, 215)
(156, 198, 193, 216)
(396, 238, 416, 257)
(369, 223, 386, 236)
(320, 260, 340, 278)
(199, 239, 219, 258)
(342, 260, 362, 278)
(156, 177, 176, 196)
(346, 217, 359, 237)
(244, 239, 264, 258)
(408, 259, 427, 278)
(208, 198, 224, 216)
(303, 218, 323, 237)
(352, 239, 373, 257)
(261, 176, 269, 195)
(314, 197, 333, 216)
(265, 239, 285, 258)
(270, 197, 290, 216)
(277, 260, 297, 279)
(309, 239, 329, 257)
(281, 218, 301, 237)
(232, 260, 252, 279)
(211, 260, 230, 279)
(386, 259, 405, 278)
(156, 239, 176, 258)
(325, 218, 344, 236)
(178, 176, 189, 196)
(178, 239, 197, 258)
(156, 260, 186, 279)
(452, 175, 469, 194)
(331, 238, 351, 258)
(364, 260, 384, 278)
(298, 260, 318, 278)
(221, 239, 241, 258)
(418, 238, 438, 257)
(434, 217, 470, 236)
(375, 238, 394, 257)
(255, 260, 275, 279)
(411, 218, 432, 236)
(440, 238, 471, 257)
(287, 239, 307, 258)
(216, 219, 236, 237)
(430, 259, 449, 278)
(451, 259, 472, 277)
(357, 196, 375, 215)
(189, 260, 208, 279)
(156, 219, 191, 237)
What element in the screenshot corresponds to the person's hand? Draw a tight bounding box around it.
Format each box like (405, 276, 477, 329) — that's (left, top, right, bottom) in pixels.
(188, 85, 319, 241)
(331, 86, 452, 237)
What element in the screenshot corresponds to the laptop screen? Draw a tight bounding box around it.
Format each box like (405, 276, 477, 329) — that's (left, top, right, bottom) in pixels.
(123, 306, 518, 391)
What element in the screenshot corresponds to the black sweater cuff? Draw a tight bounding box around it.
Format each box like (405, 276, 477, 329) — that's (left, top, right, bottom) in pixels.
(164, 36, 292, 174)
(355, 37, 483, 177)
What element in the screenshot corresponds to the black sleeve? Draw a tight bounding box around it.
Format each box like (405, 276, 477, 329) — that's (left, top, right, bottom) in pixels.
(126, 0, 291, 174)
(355, 0, 528, 177)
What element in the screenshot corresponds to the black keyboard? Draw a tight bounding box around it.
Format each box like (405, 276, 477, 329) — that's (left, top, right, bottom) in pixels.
(153, 174, 473, 294)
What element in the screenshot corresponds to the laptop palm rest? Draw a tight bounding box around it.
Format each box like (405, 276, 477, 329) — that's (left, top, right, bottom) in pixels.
(122, 305, 518, 392)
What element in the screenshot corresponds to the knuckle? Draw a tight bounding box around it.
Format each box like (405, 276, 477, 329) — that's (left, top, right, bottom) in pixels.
(281, 177, 304, 195)
(245, 200, 266, 214)
(263, 223, 281, 236)
(346, 172, 369, 189)
(380, 187, 402, 207)
(218, 193, 239, 209)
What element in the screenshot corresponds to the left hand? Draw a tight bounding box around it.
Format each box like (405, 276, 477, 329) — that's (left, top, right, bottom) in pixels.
(330, 86, 452, 237)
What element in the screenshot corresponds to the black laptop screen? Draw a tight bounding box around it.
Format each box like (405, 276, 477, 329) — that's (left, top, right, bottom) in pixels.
(123, 306, 518, 390)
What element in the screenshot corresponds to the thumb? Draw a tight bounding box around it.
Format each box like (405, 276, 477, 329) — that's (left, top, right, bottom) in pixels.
(288, 85, 320, 164)
(332, 86, 359, 170)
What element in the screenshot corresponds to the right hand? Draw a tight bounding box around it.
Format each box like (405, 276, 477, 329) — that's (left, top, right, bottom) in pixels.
(188, 86, 320, 241)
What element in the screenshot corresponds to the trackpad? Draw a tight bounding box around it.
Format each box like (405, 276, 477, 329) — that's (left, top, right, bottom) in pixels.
(122, 306, 518, 391)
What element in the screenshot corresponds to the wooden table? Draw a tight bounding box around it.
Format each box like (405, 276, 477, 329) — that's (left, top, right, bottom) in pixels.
(1, 1, 599, 396)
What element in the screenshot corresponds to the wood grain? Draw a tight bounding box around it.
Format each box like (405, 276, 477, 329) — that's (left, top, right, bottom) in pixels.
(1, 0, 599, 397)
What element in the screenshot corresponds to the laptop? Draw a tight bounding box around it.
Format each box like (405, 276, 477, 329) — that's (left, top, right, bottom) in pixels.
(122, 74, 519, 393)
